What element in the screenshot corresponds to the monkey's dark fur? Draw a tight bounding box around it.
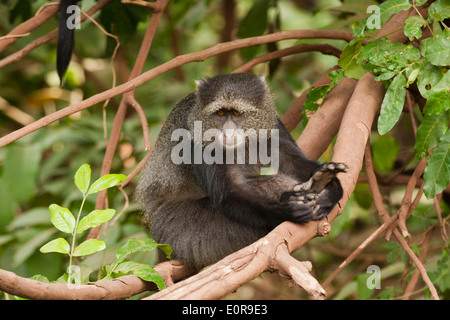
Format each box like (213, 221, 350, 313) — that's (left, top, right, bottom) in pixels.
(137, 73, 346, 273)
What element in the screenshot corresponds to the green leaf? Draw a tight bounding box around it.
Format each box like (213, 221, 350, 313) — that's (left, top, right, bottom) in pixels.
(374, 71, 397, 81)
(403, 16, 426, 41)
(338, 40, 367, 79)
(100, 1, 148, 56)
(304, 85, 329, 111)
(425, 30, 450, 66)
(40, 238, 70, 255)
(7, 207, 52, 230)
(423, 70, 450, 115)
(356, 273, 374, 300)
(428, 0, 450, 23)
(417, 63, 444, 99)
(382, 241, 402, 263)
(360, 39, 420, 78)
(115, 238, 172, 266)
(406, 67, 420, 85)
(1, 144, 42, 205)
(76, 209, 116, 234)
(72, 239, 106, 257)
(379, 0, 412, 24)
(354, 183, 373, 209)
(328, 69, 344, 88)
(378, 74, 407, 135)
(415, 112, 450, 159)
(372, 136, 400, 174)
(112, 261, 165, 290)
(87, 174, 127, 195)
(13, 228, 56, 267)
(49, 204, 75, 234)
(423, 130, 450, 198)
(74, 164, 91, 195)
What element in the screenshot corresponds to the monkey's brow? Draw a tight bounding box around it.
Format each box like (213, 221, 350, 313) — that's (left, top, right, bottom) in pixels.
(204, 100, 258, 114)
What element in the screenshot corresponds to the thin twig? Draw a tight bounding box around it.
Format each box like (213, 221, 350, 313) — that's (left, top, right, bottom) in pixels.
(78, 8, 121, 145)
(322, 213, 399, 288)
(402, 228, 433, 300)
(121, 0, 161, 11)
(128, 94, 151, 151)
(232, 43, 341, 73)
(0, 1, 58, 52)
(364, 142, 439, 300)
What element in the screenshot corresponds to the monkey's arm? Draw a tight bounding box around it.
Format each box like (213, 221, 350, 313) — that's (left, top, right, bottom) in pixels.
(193, 161, 319, 229)
(276, 121, 347, 219)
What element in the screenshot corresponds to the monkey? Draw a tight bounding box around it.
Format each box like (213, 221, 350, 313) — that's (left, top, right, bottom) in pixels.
(56, 0, 79, 83)
(136, 73, 347, 273)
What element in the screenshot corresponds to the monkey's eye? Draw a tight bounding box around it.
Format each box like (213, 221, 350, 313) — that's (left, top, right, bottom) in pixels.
(232, 110, 241, 117)
(216, 110, 225, 116)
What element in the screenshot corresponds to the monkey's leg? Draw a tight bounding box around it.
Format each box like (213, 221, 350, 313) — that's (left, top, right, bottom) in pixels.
(294, 162, 348, 194)
(151, 197, 267, 273)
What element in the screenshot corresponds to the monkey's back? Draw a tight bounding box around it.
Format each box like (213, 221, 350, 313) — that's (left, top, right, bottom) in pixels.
(136, 93, 205, 215)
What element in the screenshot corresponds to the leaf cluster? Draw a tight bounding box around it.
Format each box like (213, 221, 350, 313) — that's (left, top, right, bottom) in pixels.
(328, 0, 449, 199)
(35, 164, 169, 290)
(39, 164, 127, 283)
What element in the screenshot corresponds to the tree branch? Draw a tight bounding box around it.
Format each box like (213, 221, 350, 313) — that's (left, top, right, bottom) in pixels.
(232, 43, 341, 73)
(0, 260, 188, 300)
(0, 29, 353, 148)
(0, 0, 113, 68)
(280, 66, 339, 132)
(295, 76, 357, 159)
(0, 2, 59, 53)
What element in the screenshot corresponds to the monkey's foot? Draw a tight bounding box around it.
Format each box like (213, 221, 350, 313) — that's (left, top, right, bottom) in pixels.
(285, 192, 320, 221)
(294, 162, 349, 194)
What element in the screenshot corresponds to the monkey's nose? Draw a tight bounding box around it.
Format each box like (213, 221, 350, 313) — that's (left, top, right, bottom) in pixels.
(225, 129, 235, 138)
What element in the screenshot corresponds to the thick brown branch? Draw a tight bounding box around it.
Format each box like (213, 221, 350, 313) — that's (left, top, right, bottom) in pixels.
(0, 269, 151, 300)
(280, 66, 339, 132)
(274, 246, 326, 300)
(0, 260, 188, 300)
(295, 76, 357, 159)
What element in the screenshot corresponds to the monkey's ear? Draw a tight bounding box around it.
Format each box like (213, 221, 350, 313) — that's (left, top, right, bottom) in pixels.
(194, 80, 202, 87)
(195, 79, 206, 91)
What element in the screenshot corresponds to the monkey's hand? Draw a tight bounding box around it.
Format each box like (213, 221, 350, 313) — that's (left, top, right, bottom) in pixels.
(294, 162, 348, 194)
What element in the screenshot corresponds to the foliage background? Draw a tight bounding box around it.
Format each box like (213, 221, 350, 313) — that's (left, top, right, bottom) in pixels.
(0, 0, 448, 299)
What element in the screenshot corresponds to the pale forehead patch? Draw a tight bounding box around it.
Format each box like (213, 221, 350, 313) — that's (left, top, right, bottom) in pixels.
(202, 98, 259, 114)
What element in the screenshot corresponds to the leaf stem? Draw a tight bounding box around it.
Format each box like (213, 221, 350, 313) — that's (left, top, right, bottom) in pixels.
(412, 0, 435, 38)
(67, 194, 87, 284)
